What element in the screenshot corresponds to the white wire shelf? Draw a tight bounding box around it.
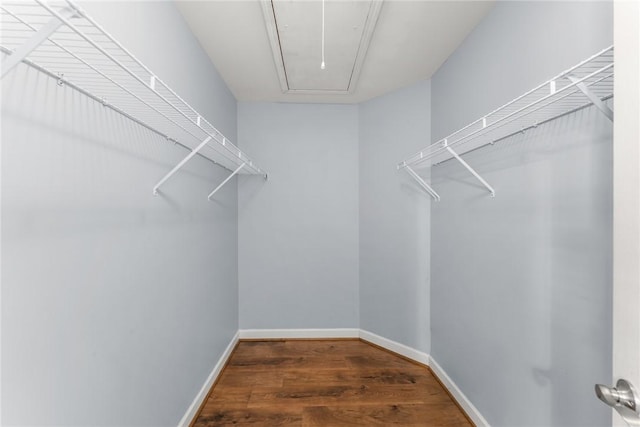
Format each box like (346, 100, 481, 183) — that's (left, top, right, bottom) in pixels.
(1, 0, 267, 198)
(398, 45, 614, 200)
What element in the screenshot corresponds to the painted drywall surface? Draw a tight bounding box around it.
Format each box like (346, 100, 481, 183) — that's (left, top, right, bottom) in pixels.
(430, 1, 613, 426)
(358, 80, 431, 354)
(2, 2, 239, 426)
(237, 103, 359, 329)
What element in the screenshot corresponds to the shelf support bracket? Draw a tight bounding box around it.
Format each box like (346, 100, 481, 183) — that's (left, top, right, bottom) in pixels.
(567, 74, 614, 122)
(443, 140, 496, 197)
(1, 7, 77, 78)
(404, 165, 440, 201)
(153, 136, 212, 195)
(208, 163, 245, 200)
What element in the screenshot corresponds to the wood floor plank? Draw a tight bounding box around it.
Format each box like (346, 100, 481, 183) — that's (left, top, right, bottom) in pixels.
(191, 339, 474, 427)
(216, 367, 286, 388)
(232, 340, 363, 359)
(247, 383, 453, 408)
(345, 353, 422, 369)
(302, 404, 472, 426)
(194, 409, 302, 427)
(229, 355, 351, 370)
(281, 367, 435, 387)
(197, 388, 252, 414)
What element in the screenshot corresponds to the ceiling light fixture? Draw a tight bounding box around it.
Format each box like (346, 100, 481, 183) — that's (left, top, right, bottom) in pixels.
(320, 0, 326, 70)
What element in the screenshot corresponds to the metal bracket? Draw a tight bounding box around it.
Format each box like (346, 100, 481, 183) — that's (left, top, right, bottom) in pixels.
(567, 74, 614, 122)
(153, 136, 212, 195)
(208, 163, 245, 200)
(443, 139, 495, 197)
(1, 7, 77, 78)
(404, 165, 440, 201)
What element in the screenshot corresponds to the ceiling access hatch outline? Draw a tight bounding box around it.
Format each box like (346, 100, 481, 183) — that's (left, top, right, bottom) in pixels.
(260, 0, 383, 96)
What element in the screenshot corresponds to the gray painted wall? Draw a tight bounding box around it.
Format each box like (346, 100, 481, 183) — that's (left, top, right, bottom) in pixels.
(2, 2, 239, 426)
(237, 103, 359, 329)
(430, 2, 613, 426)
(2, 1, 617, 426)
(359, 80, 431, 353)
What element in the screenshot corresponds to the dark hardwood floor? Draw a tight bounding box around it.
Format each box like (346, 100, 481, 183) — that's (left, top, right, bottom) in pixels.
(191, 339, 473, 426)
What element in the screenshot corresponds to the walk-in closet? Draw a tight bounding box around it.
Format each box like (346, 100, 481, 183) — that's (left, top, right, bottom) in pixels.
(2, 1, 639, 426)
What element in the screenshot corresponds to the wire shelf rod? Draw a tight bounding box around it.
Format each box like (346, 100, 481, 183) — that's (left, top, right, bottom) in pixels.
(396, 46, 613, 200)
(1, 47, 255, 176)
(410, 62, 612, 166)
(41, 0, 261, 174)
(415, 71, 613, 168)
(2, 7, 238, 167)
(22, 0, 264, 176)
(399, 54, 613, 169)
(0, 46, 207, 163)
(1, 0, 272, 187)
(434, 92, 614, 166)
(1, 6, 75, 77)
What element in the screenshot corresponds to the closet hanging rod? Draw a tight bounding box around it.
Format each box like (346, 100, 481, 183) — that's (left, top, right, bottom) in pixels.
(432, 92, 614, 167)
(423, 68, 613, 169)
(0, 6, 76, 77)
(398, 45, 614, 170)
(0, 43, 241, 173)
(0, 0, 268, 198)
(397, 45, 613, 200)
(33, 0, 265, 177)
(0, 44, 214, 166)
(0, 7, 232, 168)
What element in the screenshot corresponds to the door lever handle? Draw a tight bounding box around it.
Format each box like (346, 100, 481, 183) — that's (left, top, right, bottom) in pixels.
(595, 379, 640, 426)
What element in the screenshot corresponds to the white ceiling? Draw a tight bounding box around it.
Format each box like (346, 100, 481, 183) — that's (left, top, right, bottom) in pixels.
(263, 0, 383, 94)
(176, 0, 495, 104)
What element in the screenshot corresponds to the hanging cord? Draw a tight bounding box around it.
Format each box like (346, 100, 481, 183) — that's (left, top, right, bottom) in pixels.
(321, 0, 326, 70)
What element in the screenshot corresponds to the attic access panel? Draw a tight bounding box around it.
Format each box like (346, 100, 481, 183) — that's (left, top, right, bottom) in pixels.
(261, 0, 383, 95)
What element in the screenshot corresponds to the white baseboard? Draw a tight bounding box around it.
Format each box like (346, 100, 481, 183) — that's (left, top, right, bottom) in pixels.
(177, 332, 239, 427)
(238, 328, 360, 339)
(429, 356, 490, 427)
(358, 329, 430, 366)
